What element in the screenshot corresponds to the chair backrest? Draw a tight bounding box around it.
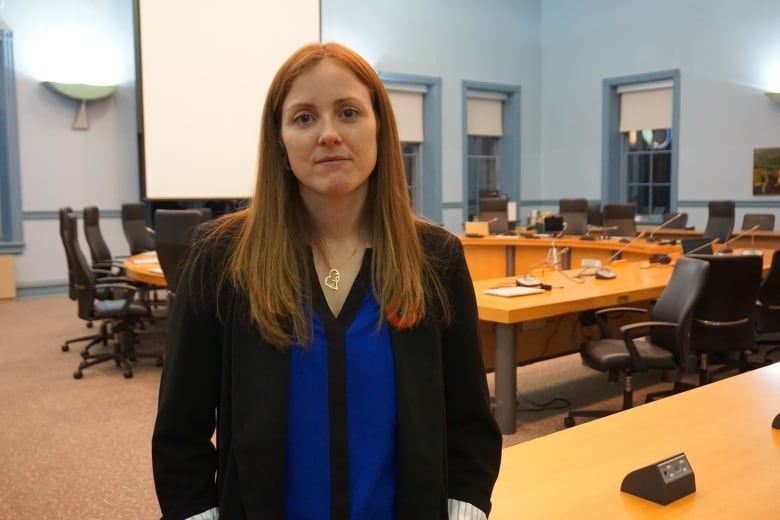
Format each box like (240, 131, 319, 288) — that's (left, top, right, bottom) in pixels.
(703, 200, 735, 243)
(662, 211, 688, 229)
(58, 206, 77, 300)
(83, 206, 114, 265)
(587, 202, 602, 226)
(61, 213, 100, 320)
(756, 249, 780, 333)
(602, 203, 636, 237)
(121, 202, 155, 255)
(478, 196, 509, 234)
(559, 198, 589, 236)
(689, 254, 763, 353)
(649, 256, 710, 365)
(741, 213, 775, 231)
(154, 209, 203, 291)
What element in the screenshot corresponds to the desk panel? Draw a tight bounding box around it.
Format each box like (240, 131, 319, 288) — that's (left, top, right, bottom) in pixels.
(491, 363, 780, 518)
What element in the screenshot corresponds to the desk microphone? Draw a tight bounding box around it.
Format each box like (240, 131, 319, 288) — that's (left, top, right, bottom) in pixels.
(578, 232, 646, 279)
(604, 231, 647, 265)
(517, 247, 571, 286)
(718, 224, 760, 254)
(773, 412, 780, 429)
(684, 238, 720, 256)
(646, 212, 685, 242)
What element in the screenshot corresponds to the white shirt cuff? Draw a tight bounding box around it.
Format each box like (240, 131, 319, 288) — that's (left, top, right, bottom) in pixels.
(448, 498, 488, 520)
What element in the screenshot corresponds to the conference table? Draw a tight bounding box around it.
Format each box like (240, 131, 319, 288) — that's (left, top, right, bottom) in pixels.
(123, 251, 167, 287)
(474, 260, 677, 433)
(490, 362, 780, 518)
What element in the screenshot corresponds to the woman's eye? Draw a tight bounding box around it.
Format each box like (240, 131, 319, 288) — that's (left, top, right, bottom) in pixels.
(341, 107, 358, 119)
(293, 113, 313, 124)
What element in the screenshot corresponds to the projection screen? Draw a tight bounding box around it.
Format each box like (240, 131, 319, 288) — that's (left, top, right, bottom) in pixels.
(136, 1, 321, 199)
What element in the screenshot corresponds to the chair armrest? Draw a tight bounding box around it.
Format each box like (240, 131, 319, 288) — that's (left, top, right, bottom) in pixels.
(619, 320, 678, 371)
(594, 306, 647, 338)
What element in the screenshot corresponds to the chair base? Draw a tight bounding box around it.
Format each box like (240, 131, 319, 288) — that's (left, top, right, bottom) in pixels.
(72, 324, 163, 379)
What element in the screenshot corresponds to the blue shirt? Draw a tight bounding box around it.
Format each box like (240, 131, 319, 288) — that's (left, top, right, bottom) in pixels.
(286, 263, 397, 519)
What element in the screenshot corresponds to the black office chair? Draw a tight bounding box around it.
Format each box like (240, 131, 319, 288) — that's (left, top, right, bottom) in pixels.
(559, 198, 589, 236)
(587, 202, 603, 227)
(741, 213, 775, 231)
(59, 206, 77, 301)
(83, 206, 127, 275)
(121, 202, 155, 255)
(754, 249, 780, 363)
(154, 209, 203, 293)
(702, 200, 735, 244)
(61, 212, 162, 378)
(602, 203, 636, 237)
(689, 253, 763, 385)
(563, 256, 709, 427)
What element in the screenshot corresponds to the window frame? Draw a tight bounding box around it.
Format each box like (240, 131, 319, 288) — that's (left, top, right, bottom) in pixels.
(462, 81, 521, 224)
(0, 24, 24, 254)
(602, 70, 680, 217)
(379, 72, 442, 223)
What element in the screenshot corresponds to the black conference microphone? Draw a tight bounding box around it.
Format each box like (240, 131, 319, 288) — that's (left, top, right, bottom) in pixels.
(585, 231, 647, 280)
(719, 224, 760, 254)
(517, 247, 571, 286)
(646, 212, 685, 242)
(773, 412, 780, 429)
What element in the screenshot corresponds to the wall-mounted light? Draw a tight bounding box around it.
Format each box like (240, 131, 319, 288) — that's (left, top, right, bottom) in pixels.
(42, 81, 117, 130)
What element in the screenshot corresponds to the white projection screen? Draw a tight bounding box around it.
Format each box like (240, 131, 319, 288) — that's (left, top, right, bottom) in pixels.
(136, 1, 321, 200)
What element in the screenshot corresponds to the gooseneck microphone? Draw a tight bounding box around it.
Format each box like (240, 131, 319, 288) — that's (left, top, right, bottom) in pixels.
(719, 224, 760, 253)
(684, 237, 720, 256)
(604, 231, 647, 265)
(646, 212, 685, 242)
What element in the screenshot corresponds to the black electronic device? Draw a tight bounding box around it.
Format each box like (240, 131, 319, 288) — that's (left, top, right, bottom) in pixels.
(621, 453, 695, 505)
(649, 253, 672, 264)
(773, 412, 780, 429)
(544, 215, 565, 233)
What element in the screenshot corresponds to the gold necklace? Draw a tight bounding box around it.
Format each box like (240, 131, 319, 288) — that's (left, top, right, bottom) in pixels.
(323, 244, 361, 291)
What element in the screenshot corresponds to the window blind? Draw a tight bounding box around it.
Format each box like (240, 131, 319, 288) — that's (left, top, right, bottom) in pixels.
(387, 88, 424, 142)
(467, 93, 504, 136)
(618, 81, 673, 132)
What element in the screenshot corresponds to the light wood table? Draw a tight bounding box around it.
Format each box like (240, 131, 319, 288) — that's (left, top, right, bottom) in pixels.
(475, 260, 676, 433)
(123, 251, 167, 287)
(491, 362, 780, 518)
(461, 235, 679, 281)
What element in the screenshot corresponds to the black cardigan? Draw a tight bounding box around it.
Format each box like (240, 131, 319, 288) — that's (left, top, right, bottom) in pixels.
(151, 223, 502, 519)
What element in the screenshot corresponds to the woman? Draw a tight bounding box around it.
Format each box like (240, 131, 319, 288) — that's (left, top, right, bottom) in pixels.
(152, 42, 502, 519)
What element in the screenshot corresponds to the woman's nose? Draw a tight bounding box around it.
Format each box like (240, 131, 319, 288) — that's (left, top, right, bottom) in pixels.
(317, 119, 342, 145)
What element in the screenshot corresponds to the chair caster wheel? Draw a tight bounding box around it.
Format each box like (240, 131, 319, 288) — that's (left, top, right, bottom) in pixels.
(73, 371, 83, 379)
(123, 370, 133, 379)
(61, 344, 69, 352)
(563, 416, 575, 428)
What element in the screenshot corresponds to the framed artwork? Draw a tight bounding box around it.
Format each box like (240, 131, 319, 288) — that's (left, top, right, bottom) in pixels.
(754, 147, 780, 195)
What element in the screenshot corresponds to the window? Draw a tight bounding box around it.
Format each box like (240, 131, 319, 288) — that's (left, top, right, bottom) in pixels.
(466, 91, 505, 218)
(0, 23, 23, 252)
(386, 86, 425, 212)
(467, 136, 499, 217)
(603, 72, 679, 220)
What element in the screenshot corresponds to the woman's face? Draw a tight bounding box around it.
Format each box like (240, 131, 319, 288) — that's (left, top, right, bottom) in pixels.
(280, 60, 378, 205)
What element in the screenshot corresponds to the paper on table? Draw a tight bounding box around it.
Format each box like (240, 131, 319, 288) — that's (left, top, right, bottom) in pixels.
(483, 286, 545, 297)
(132, 258, 158, 264)
(149, 268, 163, 274)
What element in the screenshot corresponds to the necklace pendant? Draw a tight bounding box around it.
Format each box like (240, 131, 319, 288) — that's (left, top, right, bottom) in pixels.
(324, 268, 340, 290)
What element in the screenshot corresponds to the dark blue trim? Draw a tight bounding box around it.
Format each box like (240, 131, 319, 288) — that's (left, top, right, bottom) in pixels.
(0, 25, 23, 248)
